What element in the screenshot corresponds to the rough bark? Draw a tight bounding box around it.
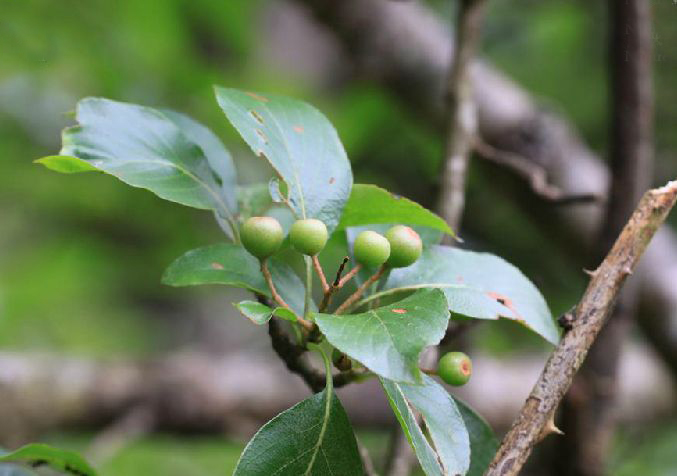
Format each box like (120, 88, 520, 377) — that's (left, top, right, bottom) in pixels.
(486, 181, 677, 476)
(558, 1, 654, 474)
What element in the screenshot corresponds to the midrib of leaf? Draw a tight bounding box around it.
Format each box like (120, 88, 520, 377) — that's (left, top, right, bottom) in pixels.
(263, 103, 307, 219)
(304, 346, 334, 475)
(367, 309, 400, 356)
(356, 283, 468, 309)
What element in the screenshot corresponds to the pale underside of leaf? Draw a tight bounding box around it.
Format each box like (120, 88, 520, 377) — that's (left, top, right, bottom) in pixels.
(381, 376, 470, 476)
(214, 87, 353, 233)
(374, 245, 559, 344)
(49, 97, 239, 237)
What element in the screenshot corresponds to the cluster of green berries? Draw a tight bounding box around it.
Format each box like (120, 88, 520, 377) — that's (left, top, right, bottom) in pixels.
(354, 225, 422, 268)
(240, 217, 329, 259)
(240, 216, 423, 270)
(437, 351, 472, 386)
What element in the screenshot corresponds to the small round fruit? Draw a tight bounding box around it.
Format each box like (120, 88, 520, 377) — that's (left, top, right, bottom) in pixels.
(438, 351, 472, 386)
(290, 219, 328, 256)
(385, 225, 422, 268)
(354, 231, 391, 268)
(240, 216, 284, 260)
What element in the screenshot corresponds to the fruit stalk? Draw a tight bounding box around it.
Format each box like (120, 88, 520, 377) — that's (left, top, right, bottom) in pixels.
(261, 261, 314, 331)
(335, 265, 387, 315)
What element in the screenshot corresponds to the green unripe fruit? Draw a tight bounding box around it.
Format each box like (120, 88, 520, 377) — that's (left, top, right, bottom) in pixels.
(289, 219, 328, 256)
(438, 351, 472, 386)
(240, 216, 284, 260)
(354, 231, 391, 268)
(385, 225, 422, 268)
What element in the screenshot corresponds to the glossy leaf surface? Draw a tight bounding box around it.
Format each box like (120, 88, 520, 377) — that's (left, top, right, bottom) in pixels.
(315, 289, 449, 383)
(233, 389, 363, 475)
(40, 98, 238, 234)
(337, 184, 453, 236)
(371, 245, 559, 344)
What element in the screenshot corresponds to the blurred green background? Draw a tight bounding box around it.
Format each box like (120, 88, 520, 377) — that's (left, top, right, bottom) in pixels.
(1, 0, 676, 474)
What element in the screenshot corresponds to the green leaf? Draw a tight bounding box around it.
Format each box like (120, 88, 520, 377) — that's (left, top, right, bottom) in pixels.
(34, 155, 98, 173)
(337, 184, 453, 236)
(315, 289, 449, 383)
(453, 397, 499, 476)
(162, 243, 308, 315)
(233, 390, 364, 475)
(234, 300, 297, 325)
(0, 443, 97, 476)
(214, 87, 353, 232)
(364, 245, 559, 344)
(161, 109, 238, 215)
(46, 98, 238, 236)
(381, 375, 470, 476)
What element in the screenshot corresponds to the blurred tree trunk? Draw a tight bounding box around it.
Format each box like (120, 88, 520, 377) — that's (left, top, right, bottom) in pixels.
(557, 1, 654, 475)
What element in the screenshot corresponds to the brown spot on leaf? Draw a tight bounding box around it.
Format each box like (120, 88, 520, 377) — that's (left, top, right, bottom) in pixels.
(255, 129, 268, 144)
(392, 308, 407, 314)
(329, 177, 335, 184)
(486, 291, 523, 320)
(246, 92, 269, 102)
(249, 110, 264, 124)
(211, 262, 224, 270)
(293, 125, 304, 133)
(257, 150, 268, 160)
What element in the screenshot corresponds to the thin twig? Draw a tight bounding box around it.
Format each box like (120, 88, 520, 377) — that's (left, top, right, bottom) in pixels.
(337, 263, 362, 288)
(473, 139, 603, 205)
(261, 261, 314, 331)
(486, 180, 677, 476)
(312, 255, 330, 293)
(335, 265, 386, 315)
(333, 256, 350, 286)
(319, 257, 353, 312)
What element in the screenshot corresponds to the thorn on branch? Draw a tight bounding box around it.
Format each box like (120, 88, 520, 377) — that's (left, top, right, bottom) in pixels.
(319, 257, 358, 312)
